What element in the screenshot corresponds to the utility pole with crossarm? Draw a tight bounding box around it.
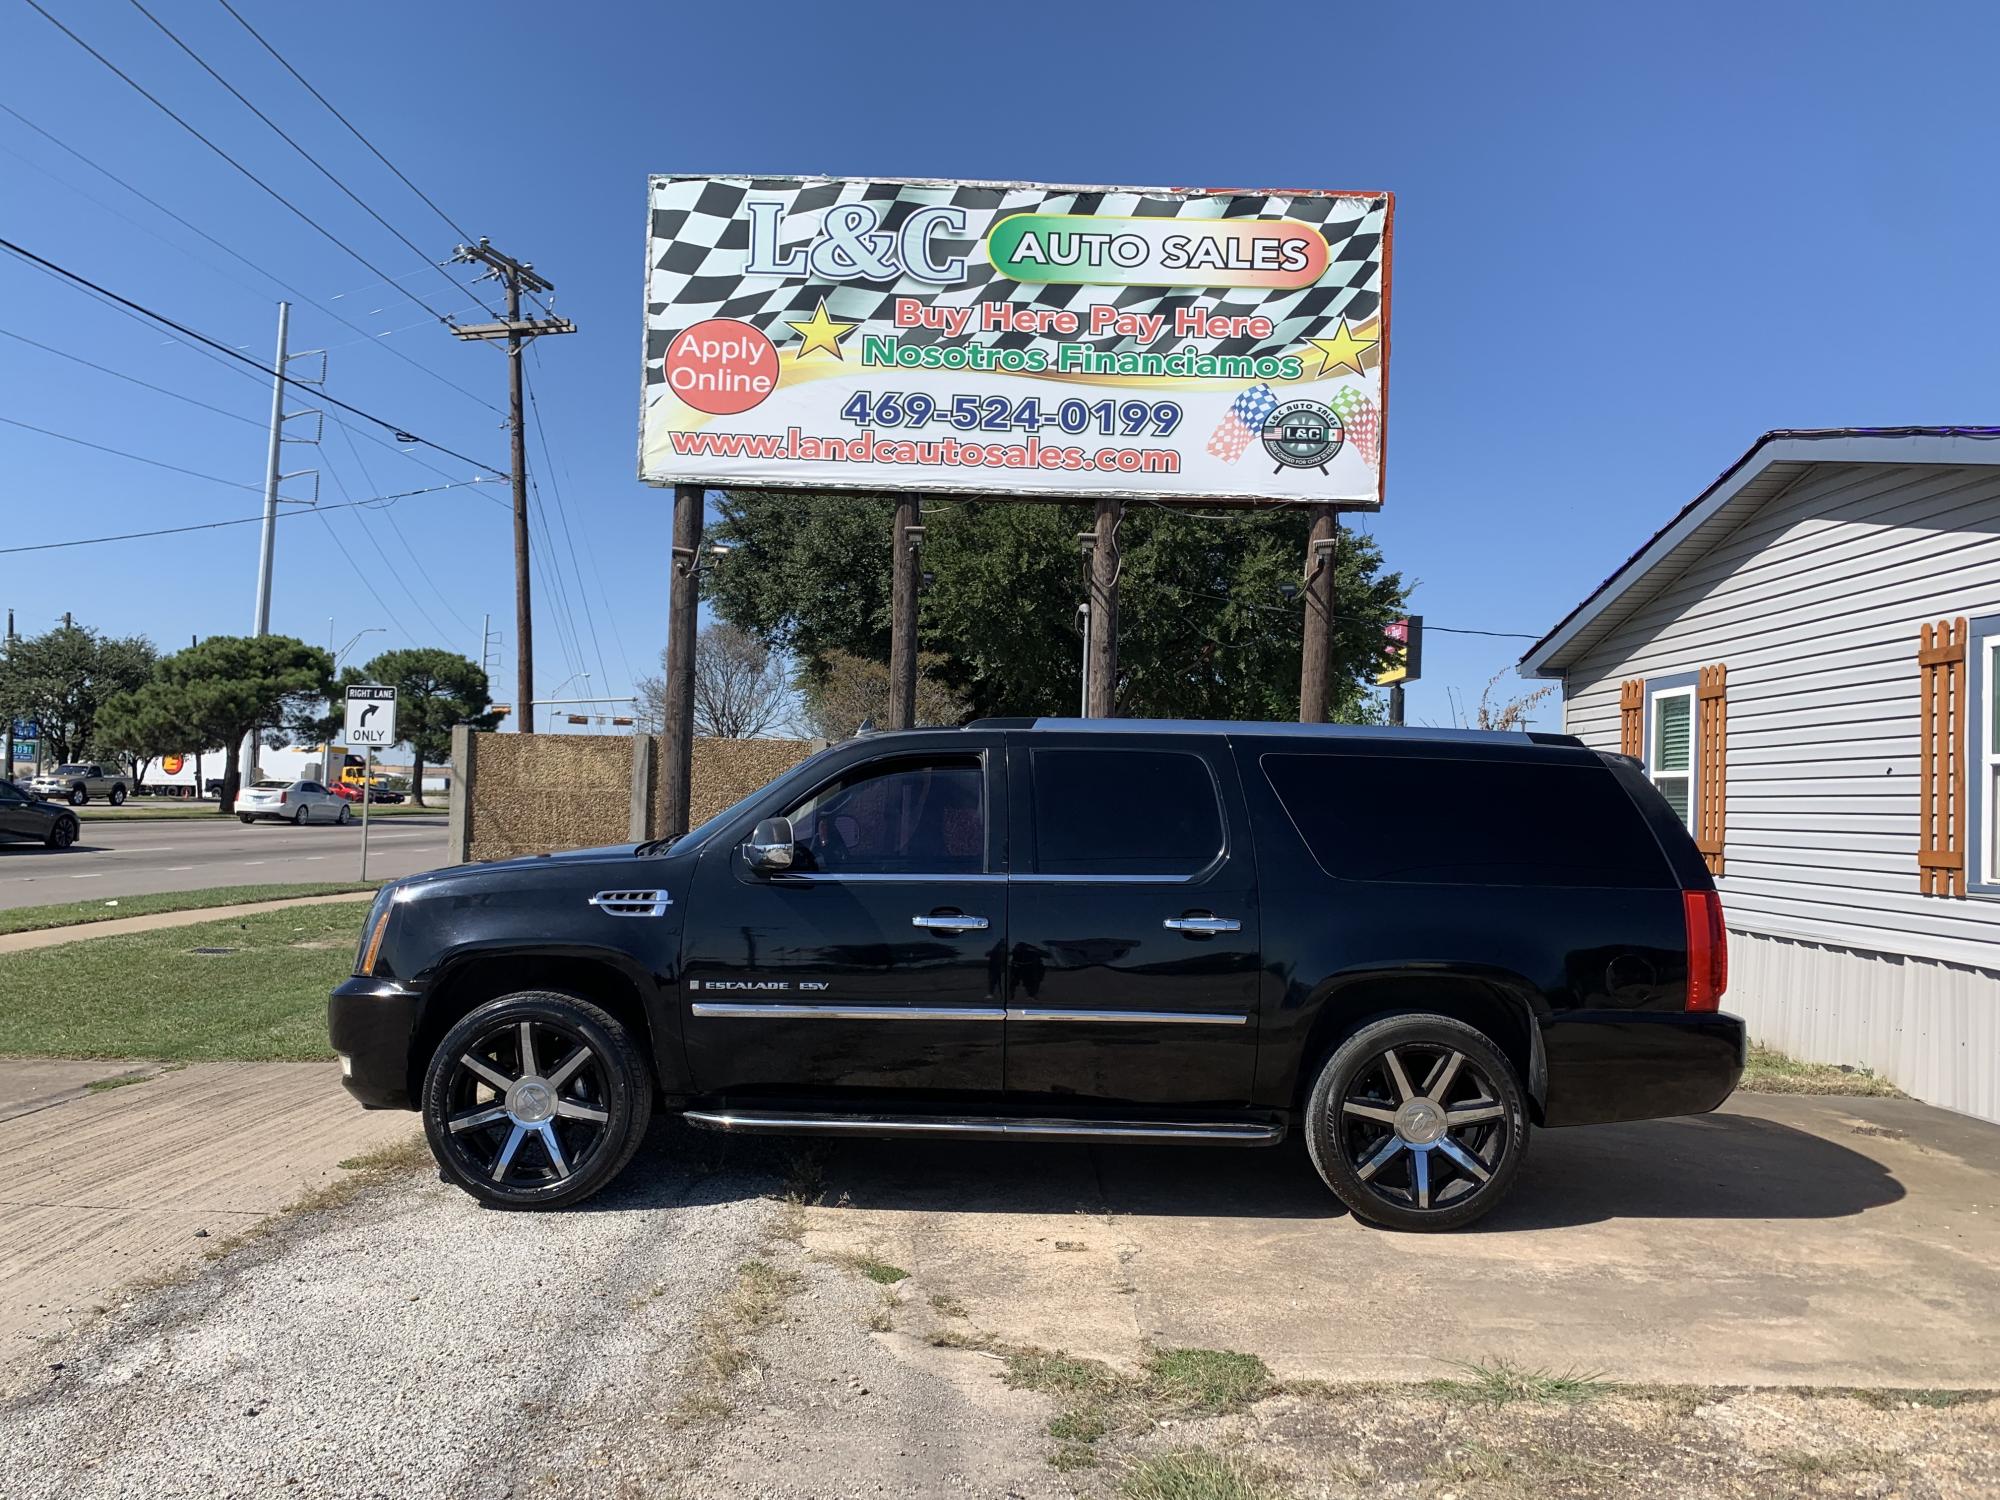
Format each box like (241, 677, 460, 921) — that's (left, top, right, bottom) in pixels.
(450, 240, 575, 733)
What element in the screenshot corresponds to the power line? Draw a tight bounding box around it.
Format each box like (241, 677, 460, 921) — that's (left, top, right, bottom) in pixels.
(22, 0, 464, 327)
(0, 235, 508, 478)
(0, 326, 262, 428)
(0, 413, 263, 491)
(312, 507, 413, 641)
(123, 0, 499, 320)
(530, 348, 634, 694)
(330, 422, 476, 638)
(320, 436, 451, 640)
(215, 0, 477, 246)
(0, 480, 498, 554)
(523, 362, 612, 696)
(3, 277, 481, 498)
(0, 100, 502, 413)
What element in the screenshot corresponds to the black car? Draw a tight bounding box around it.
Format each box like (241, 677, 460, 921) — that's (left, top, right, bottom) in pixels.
(0, 777, 81, 849)
(330, 720, 1742, 1231)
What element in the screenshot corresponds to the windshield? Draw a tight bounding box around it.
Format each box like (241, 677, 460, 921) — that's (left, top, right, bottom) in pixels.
(252, 780, 291, 789)
(647, 743, 842, 856)
(50, 765, 89, 776)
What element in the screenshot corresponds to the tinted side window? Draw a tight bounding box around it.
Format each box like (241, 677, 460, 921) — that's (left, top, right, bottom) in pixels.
(1262, 752, 1672, 888)
(1032, 748, 1223, 876)
(784, 757, 983, 874)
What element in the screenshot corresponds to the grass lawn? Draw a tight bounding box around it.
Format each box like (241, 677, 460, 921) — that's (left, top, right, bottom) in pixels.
(0, 882, 378, 936)
(1740, 1041, 1905, 1097)
(0, 904, 366, 1061)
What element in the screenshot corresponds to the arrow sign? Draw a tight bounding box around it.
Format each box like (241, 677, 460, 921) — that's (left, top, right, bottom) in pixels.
(344, 684, 398, 748)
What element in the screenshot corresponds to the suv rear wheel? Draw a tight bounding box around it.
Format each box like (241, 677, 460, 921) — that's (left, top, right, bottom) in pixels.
(1305, 1013, 1528, 1232)
(109, 785, 127, 805)
(422, 992, 653, 1209)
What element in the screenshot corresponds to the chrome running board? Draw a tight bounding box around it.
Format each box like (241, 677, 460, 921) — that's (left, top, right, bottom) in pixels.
(682, 1110, 1282, 1146)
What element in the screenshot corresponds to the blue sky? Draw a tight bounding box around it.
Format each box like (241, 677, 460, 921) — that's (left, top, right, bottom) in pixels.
(3, 1, 1991, 731)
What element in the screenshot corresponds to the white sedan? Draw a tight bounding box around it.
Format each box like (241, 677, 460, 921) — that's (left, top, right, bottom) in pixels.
(236, 779, 352, 826)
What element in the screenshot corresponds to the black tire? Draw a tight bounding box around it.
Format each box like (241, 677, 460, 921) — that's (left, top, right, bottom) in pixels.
(291, 806, 308, 826)
(109, 785, 127, 806)
(68, 787, 87, 806)
(44, 817, 76, 850)
(336, 804, 352, 825)
(1305, 1013, 1529, 1233)
(238, 814, 256, 825)
(422, 992, 653, 1210)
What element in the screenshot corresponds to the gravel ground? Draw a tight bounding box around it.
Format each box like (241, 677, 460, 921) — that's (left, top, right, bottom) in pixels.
(6, 1121, 1995, 1500)
(0, 1126, 778, 1500)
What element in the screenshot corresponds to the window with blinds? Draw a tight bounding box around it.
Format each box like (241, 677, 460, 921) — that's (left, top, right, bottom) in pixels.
(1649, 688, 1694, 826)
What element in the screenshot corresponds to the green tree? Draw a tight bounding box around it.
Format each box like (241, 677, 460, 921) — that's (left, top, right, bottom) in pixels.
(704, 492, 1405, 721)
(0, 621, 156, 763)
(134, 635, 333, 811)
(354, 648, 499, 806)
(94, 682, 199, 786)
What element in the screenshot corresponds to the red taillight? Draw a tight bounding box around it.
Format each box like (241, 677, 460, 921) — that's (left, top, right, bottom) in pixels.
(1683, 889, 1727, 1012)
(278, 791, 288, 805)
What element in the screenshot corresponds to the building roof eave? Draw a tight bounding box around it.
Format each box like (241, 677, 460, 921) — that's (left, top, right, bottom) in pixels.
(1518, 427, 2000, 678)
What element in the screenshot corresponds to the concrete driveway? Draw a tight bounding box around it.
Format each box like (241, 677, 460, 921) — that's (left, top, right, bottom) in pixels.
(0, 1059, 418, 1364)
(803, 1091, 2000, 1388)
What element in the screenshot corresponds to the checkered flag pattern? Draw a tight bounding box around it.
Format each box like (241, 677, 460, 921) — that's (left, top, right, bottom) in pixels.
(1327, 387, 1381, 469)
(1207, 384, 1279, 462)
(645, 178, 1388, 377)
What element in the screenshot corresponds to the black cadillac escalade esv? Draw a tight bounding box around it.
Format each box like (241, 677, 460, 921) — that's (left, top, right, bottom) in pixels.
(330, 719, 1742, 1231)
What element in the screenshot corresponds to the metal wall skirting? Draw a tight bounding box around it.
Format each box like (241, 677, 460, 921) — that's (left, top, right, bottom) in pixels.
(1730, 926, 2000, 1124)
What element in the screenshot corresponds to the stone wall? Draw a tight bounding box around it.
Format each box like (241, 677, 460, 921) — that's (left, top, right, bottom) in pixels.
(455, 731, 822, 862)
(464, 733, 633, 862)
(674, 736, 821, 830)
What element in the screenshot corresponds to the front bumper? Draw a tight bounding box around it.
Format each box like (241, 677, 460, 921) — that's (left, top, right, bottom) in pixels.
(1538, 1010, 1747, 1128)
(329, 975, 424, 1109)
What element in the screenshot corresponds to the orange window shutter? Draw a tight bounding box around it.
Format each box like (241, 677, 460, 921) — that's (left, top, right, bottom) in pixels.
(1696, 665, 1727, 876)
(1918, 619, 1968, 896)
(1619, 679, 1644, 758)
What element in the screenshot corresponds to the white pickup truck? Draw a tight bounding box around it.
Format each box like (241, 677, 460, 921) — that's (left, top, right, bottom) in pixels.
(26, 762, 129, 806)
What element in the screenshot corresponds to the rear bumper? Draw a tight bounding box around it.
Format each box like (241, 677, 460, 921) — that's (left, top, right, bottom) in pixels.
(328, 975, 423, 1109)
(1538, 1010, 1746, 1128)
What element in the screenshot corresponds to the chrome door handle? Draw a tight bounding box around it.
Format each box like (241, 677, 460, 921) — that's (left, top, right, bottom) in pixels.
(912, 913, 990, 932)
(1163, 916, 1241, 934)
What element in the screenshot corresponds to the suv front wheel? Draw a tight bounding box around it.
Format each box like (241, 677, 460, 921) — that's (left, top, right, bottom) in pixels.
(422, 992, 653, 1209)
(1305, 1013, 1528, 1232)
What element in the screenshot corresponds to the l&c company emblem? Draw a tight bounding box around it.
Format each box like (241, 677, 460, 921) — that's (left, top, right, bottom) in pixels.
(1262, 400, 1344, 474)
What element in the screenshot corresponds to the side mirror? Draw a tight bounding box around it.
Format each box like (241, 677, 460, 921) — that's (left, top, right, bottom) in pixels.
(745, 816, 796, 873)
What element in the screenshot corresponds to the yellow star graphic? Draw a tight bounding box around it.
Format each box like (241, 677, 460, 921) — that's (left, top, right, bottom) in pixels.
(785, 299, 858, 360)
(1305, 320, 1379, 379)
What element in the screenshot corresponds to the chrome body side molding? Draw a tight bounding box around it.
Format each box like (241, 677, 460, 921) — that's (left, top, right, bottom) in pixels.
(689, 1002, 1006, 1022)
(682, 1110, 1282, 1146)
(686, 1002, 1248, 1026)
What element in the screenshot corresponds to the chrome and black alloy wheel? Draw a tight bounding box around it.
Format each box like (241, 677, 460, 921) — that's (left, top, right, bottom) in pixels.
(422, 993, 653, 1209)
(1306, 1014, 1528, 1231)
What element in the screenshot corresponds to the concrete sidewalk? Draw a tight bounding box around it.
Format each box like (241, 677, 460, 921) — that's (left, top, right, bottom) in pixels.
(806, 1091, 2000, 1389)
(0, 1060, 419, 1369)
(0, 891, 375, 954)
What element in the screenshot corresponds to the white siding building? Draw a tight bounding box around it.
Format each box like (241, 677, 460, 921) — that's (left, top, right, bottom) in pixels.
(1522, 429, 2000, 1124)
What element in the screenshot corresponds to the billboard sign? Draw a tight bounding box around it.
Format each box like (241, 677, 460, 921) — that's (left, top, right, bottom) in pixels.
(641, 176, 1390, 506)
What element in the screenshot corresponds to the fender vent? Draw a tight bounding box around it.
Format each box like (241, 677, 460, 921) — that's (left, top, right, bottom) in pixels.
(587, 889, 671, 918)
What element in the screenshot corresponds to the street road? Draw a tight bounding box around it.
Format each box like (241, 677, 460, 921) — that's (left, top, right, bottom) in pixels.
(0, 814, 452, 909)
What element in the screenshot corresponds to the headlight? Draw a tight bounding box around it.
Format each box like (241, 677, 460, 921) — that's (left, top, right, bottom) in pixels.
(354, 884, 399, 976)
